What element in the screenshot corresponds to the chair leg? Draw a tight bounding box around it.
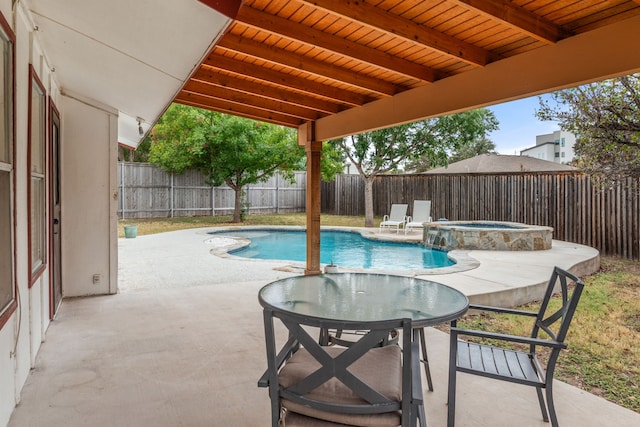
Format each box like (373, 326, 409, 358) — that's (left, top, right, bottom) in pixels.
(447, 336, 457, 427)
(418, 328, 434, 391)
(536, 386, 550, 423)
(417, 402, 427, 427)
(546, 382, 559, 427)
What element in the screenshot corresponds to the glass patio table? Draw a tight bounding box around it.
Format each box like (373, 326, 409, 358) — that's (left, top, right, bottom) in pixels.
(258, 272, 469, 328)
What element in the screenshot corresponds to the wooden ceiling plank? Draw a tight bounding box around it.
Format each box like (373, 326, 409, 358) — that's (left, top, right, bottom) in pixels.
(563, 4, 640, 33)
(190, 67, 342, 114)
(183, 80, 325, 120)
(218, 32, 402, 95)
(203, 53, 372, 106)
(299, 0, 494, 66)
(313, 12, 640, 141)
(175, 93, 304, 127)
(452, 0, 570, 43)
(234, 5, 439, 82)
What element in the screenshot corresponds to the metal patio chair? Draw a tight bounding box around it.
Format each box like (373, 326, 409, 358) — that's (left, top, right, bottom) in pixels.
(447, 266, 584, 427)
(259, 309, 425, 427)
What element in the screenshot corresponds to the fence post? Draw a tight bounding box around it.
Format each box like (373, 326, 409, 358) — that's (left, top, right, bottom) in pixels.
(246, 185, 250, 215)
(120, 162, 126, 219)
(170, 173, 175, 218)
(211, 185, 215, 216)
(275, 173, 280, 213)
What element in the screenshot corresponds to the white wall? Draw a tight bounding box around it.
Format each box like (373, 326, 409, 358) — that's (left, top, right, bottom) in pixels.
(61, 95, 118, 297)
(0, 323, 14, 427)
(520, 143, 554, 161)
(523, 130, 577, 164)
(0, 5, 36, 425)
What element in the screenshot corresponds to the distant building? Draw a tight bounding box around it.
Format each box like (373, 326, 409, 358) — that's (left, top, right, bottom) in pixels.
(520, 130, 576, 164)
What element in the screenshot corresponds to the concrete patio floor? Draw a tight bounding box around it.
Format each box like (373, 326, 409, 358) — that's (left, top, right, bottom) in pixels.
(9, 227, 640, 426)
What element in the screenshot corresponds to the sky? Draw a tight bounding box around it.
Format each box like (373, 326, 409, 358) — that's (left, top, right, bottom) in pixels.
(486, 95, 559, 155)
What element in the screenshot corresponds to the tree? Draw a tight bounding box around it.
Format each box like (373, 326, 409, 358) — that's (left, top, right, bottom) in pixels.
(149, 104, 305, 222)
(198, 115, 304, 222)
(449, 137, 497, 163)
(319, 140, 347, 182)
(536, 73, 640, 187)
(404, 109, 499, 172)
(333, 109, 499, 227)
(148, 104, 207, 174)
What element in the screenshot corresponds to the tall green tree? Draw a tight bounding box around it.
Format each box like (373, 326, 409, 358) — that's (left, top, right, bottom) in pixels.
(536, 73, 640, 187)
(149, 104, 304, 222)
(333, 109, 498, 227)
(148, 104, 207, 173)
(448, 137, 497, 163)
(197, 115, 303, 222)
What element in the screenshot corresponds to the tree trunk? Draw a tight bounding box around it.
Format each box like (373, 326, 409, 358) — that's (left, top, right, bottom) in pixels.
(364, 176, 375, 227)
(233, 186, 243, 223)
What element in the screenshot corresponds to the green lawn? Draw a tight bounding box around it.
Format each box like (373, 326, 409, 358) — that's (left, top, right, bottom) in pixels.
(119, 213, 640, 413)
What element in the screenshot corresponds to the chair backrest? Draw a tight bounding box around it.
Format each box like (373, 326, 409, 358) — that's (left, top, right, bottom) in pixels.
(411, 200, 431, 222)
(262, 308, 416, 426)
(531, 267, 584, 348)
(388, 204, 408, 221)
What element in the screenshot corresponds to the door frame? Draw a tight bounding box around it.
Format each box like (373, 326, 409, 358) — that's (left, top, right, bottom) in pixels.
(48, 99, 62, 319)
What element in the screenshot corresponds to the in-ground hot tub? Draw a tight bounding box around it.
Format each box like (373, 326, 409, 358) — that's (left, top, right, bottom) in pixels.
(424, 221, 553, 251)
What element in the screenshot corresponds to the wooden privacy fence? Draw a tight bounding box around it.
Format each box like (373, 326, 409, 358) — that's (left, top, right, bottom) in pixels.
(118, 162, 306, 219)
(322, 172, 640, 260)
(118, 163, 639, 259)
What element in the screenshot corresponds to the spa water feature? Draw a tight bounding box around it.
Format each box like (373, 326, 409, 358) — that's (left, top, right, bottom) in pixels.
(424, 221, 553, 251)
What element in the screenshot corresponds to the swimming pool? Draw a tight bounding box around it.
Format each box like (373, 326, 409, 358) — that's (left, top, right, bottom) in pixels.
(209, 229, 454, 270)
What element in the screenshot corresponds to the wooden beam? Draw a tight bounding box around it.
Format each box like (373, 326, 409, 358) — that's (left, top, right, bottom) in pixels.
(203, 53, 373, 107)
(312, 14, 640, 141)
(217, 33, 403, 96)
(175, 93, 303, 127)
(191, 67, 342, 114)
(300, 0, 494, 66)
(182, 80, 324, 121)
(452, 0, 570, 44)
(234, 6, 438, 82)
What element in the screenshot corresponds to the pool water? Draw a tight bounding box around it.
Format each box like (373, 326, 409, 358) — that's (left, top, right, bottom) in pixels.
(211, 229, 454, 270)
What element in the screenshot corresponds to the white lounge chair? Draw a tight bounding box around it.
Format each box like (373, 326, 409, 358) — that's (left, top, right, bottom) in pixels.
(379, 203, 408, 233)
(405, 200, 432, 234)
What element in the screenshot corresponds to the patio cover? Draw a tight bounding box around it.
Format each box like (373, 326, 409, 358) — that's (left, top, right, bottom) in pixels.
(192, 0, 640, 274)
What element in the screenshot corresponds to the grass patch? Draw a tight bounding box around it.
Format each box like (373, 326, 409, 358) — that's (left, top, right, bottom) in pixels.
(118, 213, 367, 237)
(454, 257, 640, 413)
(118, 214, 639, 412)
